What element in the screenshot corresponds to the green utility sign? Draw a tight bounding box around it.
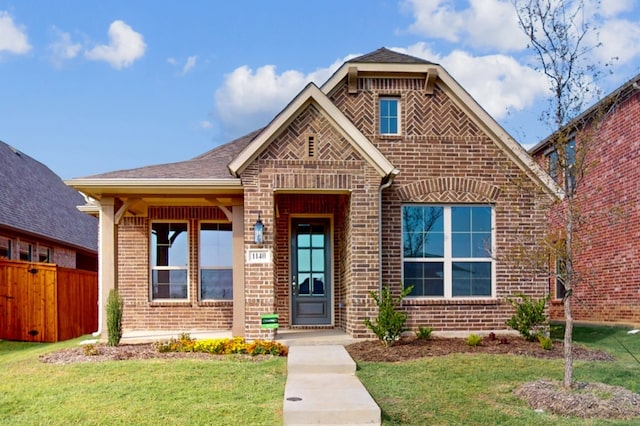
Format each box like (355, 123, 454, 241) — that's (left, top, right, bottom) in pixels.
(261, 314, 279, 329)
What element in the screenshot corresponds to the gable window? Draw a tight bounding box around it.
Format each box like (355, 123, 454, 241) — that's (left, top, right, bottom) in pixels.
(402, 205, 494, 297)
(199, 222, 233, 300)
(0, 237, 11, 259)
(151, 222, 188, 300)
(379, 97, 400, 135)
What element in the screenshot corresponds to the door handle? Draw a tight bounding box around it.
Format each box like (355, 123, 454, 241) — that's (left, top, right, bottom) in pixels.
(292, 277, 298, 297)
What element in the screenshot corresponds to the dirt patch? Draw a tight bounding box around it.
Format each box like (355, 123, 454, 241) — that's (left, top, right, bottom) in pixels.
(345, 335, 614, 362)
(38, 343, 270, 365)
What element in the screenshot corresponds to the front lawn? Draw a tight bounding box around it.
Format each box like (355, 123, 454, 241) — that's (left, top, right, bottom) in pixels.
(356, 325, 640, 425)
(0, 337, 286, 425)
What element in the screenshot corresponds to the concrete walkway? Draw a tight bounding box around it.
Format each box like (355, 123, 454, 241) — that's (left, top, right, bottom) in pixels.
(283, 345, 381, 425)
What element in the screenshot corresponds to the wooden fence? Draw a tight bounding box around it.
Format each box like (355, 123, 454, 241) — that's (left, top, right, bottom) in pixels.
(0, 259, 98, 342)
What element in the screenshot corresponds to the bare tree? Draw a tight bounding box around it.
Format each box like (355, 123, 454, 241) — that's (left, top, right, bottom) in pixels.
(512, 0, 613, 388)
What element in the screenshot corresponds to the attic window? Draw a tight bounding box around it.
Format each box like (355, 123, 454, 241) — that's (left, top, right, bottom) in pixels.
(307, 135, 316, 158)
(379, 97, 400, 135)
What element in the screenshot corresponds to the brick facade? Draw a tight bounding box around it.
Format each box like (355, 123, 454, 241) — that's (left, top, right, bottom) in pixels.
(99, 50, 558, 338)
(534, 90, 640, 326)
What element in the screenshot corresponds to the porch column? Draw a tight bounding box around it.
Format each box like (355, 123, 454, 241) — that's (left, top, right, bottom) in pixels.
(97, 197, 116, 341)
(232, 205, 245, 336)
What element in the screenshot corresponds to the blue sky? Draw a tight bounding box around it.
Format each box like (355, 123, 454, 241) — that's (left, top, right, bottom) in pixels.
(1, 1, 639, 179)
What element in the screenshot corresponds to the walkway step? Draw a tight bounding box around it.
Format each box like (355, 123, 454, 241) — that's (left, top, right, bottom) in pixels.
(283, 345, 380, 425)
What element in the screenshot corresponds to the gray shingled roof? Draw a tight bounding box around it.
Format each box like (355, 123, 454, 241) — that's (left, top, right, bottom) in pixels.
(0, 141, 98, 252)
(349, 47, 434, 65)
(83, 128, 261, 179)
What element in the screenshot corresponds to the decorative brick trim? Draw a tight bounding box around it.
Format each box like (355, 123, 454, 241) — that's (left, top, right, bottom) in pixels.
(396, 177, 501, 203)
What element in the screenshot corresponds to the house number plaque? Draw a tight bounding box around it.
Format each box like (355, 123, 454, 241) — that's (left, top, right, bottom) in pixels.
(247, 249, 271, 264)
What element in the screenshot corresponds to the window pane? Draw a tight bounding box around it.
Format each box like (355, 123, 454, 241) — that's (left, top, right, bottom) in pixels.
(297, 249, 310, 271)
(311, 274, 325, 295)
(152, 223, 188, 267)
(152, 270, 188, 299)
(403, 206, 444, 258)
(380, 99, 399, 134)
(452, 262, 491, 297)
(297, 273, 311, 295)
(311, 249, 324, 272)
(200, 269, 233, 300)
(0, 238, 10, 259)
(452, 207, 491, 258)
(404, 262, 444, 296)
(200, 223, 232, 267)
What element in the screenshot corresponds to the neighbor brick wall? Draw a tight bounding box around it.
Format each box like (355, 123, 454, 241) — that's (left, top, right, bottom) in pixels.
(536, 91, 640, 325)
(117, 207, 233, 332)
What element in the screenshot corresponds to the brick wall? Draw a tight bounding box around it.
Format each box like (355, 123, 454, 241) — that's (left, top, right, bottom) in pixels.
(117, 207, 233, 332)
(538, 92, 640, 325)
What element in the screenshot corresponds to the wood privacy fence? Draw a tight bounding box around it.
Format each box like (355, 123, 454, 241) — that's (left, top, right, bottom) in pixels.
(0, 259, 98, 342)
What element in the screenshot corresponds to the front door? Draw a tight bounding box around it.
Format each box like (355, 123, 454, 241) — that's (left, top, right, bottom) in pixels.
(291, 219, 331, 325)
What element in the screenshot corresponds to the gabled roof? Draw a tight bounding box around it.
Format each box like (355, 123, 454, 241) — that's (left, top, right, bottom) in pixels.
(321, 47, 563, 200)
(227, 82, 398, 178)
(529, 71, 640, 155)
(0, 141, 98, 252)
(349, 47, 434, 64)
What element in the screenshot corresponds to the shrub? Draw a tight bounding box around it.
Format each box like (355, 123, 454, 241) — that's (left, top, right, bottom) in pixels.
(155, 336, 288, 357)
(364, 285, 413, 347)
(538, 335, 553, 350)
(82, 343, 99, 356)
(506, 293, 549, 342)
(416, 326, 433, 340)
(106, 289, 123, 347)
(467, 334, 483, 346)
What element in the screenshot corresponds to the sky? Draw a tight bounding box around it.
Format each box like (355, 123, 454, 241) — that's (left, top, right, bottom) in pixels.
(1, 0, 639, 179)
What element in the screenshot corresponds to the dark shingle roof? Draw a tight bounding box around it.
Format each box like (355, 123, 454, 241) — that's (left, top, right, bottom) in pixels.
(83, 129, 261, 179)
(349, 47, 434, 65)
(0, 141, 98, 252)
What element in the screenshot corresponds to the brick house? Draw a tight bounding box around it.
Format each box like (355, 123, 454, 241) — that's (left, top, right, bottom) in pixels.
(530, 74, 640, 326)
(68, 48, 561, 339)
(0, 140, 97, 270)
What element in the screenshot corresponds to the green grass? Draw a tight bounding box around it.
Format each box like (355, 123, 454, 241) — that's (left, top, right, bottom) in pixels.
(356, 325, 640, 425)
(0, 337, 286, 425)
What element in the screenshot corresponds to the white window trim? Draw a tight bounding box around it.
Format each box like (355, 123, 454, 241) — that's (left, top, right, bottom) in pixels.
(198, 220, 233, 301)
(149, 220, 190, 301)
(401, 204, 496, 299)
(379, 97, 401, 136)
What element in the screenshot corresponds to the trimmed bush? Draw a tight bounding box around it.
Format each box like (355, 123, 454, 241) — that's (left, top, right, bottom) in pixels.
(506, 293, 549, 342)
(106, 289, 123, 347)
(364, 285, 413, 347)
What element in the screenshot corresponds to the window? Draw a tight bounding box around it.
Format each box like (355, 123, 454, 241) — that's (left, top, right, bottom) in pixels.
(199, 223, 233, 300)
(402, 205, 494, 297)
(0, 237, 11, 259)
(39, 246, 51, 263)
(19, 242, 33, 261)
(379, 98, 400, 135)
(151, 222, 188, 299)
(555, 257, 567, 300)
(546, 138, 576, 191)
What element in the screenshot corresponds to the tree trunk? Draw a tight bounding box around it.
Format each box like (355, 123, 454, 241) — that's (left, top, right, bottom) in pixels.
(563, 291, 574, 388)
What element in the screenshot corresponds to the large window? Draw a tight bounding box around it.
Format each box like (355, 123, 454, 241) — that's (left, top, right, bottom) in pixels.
(199, 223, 233, 300)
(379, 98, 400, 135)
(402, 205, 494, 297)
(151, 222, 188, 300)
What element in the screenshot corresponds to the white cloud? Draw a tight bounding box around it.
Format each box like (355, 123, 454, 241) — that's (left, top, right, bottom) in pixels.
(404, 0, 528, 51)
(167, 57, 177, 65)
(85, 20, 146, 69)
(199, 120, 213, 129)
(0, 11, 31, 55)
(393, 43, 548, 119)
(182, 55, 197, 75)
(213, 57, 349, 135)
(48, 27, 81, 66)
(594, 18, 640, 65)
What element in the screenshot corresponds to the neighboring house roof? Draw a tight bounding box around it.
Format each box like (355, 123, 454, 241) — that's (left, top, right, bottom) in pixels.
(529, 72, 640, 155)
(0, 141, 98, 252)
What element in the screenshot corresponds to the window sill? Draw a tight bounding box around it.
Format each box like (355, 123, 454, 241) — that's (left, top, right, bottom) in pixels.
(404, 298, 500, 306)
(149, 300, 192, 307)
(197, 300, 233, 307)
(550, 299, 564, 305)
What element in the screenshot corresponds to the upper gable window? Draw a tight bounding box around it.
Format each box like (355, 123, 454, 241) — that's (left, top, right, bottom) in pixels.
(379, 98, 400, 135)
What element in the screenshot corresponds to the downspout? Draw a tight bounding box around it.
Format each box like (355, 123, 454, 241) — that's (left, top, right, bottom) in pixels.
(378, 169, 399, 294)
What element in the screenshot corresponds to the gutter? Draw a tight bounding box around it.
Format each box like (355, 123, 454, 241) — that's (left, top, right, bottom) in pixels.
(378, 169, 399, 294)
